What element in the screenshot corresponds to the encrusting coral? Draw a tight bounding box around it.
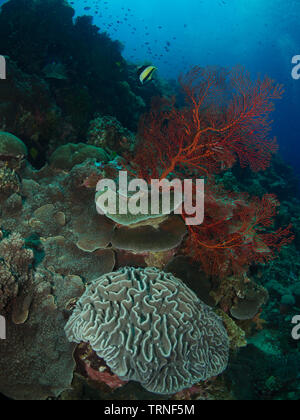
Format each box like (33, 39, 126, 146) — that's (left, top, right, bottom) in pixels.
(0, 131, 28, 157)
(87, 115, 136, 155)
(0, 154, 117, 400)
(127, 66, 294, 278)
(0, 233, 33, 319)
(50, 143, 110, 171)
(65, 267, 230, 395)
(0, 231, 85, 400)
(0, 264, 85, 400)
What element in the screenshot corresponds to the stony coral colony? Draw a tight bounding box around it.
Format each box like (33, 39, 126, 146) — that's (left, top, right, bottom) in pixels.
(0, 0, 299, 402)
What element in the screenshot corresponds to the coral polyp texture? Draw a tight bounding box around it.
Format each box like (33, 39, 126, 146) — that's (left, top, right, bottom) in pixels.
(65, 267, 230, 395)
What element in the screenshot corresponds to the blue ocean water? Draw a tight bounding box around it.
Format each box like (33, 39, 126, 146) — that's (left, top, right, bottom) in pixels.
(68, 0, 300, 178)
(1, 0, 298, 173)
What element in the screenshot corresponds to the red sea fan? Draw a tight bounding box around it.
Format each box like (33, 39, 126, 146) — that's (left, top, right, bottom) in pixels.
(183, 191, 294, 278)
(133, 66, 283, 181)
(130, 65, 292, 278)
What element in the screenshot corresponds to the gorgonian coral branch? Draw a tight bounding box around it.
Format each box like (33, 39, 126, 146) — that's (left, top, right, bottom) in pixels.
(133, 66, 283, 181)
(183, 190, 294, 277)
(130, 66, 292, 278)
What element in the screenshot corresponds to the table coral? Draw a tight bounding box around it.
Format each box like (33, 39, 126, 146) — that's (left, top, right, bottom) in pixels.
(111, 215, 187, 253)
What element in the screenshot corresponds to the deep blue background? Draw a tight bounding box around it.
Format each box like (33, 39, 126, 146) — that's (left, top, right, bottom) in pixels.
(1, 0, 299, 177)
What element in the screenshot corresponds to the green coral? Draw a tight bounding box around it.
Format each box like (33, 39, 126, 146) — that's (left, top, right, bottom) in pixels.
(216, 310, 247, 350)
(0, 131, 27, 157)
(50, 143, 109, 170)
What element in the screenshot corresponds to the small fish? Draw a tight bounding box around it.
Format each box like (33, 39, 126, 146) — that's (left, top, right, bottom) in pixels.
(137, 65, 157, 85)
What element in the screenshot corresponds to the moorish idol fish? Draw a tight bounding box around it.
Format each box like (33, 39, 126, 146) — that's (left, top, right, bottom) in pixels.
(137, 65, 157, 85)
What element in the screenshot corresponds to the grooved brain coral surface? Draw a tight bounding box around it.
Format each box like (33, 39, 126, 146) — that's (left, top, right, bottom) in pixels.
(65, 267, 229, 395)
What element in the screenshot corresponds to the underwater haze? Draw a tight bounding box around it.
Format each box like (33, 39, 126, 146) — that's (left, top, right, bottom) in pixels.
(70, 0, 300, 177)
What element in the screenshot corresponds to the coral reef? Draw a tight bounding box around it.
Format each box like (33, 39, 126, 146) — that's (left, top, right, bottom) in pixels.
(111, 215, 187, 253)
(49, 143, 110, 171)
(0, 233, 33, 316)
(0, 143, 192, 399)
(0, 60, 74, 165)
(0, 154, 118, 399)
(226, 338, 300, 400)
(0, 165, 20, 197)
(0, 62, 298, 401)
(0, 264, 84, 400)
(87, 115, 136, 155)
(0, 131, 28, 157)
(65, 267, 229, 395)
(0, 0, 298, 401)
(0, 0, 163, 168)
(0, 229, 84, 400)
(127, 66, 294, 280)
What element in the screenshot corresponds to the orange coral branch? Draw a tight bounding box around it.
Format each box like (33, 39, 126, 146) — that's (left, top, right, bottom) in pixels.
(129, 66, 292, 278)
(133, 66, 283, 181)
(183, 191, 294, 277)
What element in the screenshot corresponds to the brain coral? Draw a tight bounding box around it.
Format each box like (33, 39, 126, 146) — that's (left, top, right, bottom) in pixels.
(65, 267, 229, 395)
